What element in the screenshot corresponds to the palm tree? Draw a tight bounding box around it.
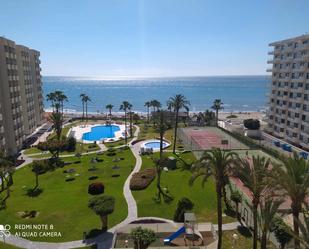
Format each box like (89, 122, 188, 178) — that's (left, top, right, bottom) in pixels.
(258, 198, 283, 249)
(128, 104, 134, 137)
(49, 112, 63, 141)
(55, 91, 68, 113)
(120, 101, 131, 144)
(190, 149, 236, 249)
(144, 101, 151, 123)
(168, 94, 190, 154)
(82, 95, 91, 122)
(150, 99, 161, 112)
(295, 212, 309, 248)
(0, 152, 14, 200)
(271, 153, 309, 249)
(106, 104, 114, 118)
(80, 93, 86, 120)
(46, 92, 56, 112)
(235, 156, 271, 249)
(211, 99, 224, 126)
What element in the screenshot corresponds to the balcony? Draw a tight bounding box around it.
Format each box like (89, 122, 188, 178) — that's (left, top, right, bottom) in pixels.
(268, 51, 274, 55)
(267, 60, 274, 64)
(266, 68, 273, 72)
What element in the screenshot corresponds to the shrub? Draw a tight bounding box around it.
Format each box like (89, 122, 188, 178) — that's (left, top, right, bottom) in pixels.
(130, 227, 156, 249)
(107, 152, 116, 157)
(173, 197, 194, 222)
(130, 168, 156, 190)
(89, 176, 98, 180)
(65, 137, 77, 151)
(243, 119, 260, 130)
(88, 182, 105, 195)
(65, 178, 75, 182)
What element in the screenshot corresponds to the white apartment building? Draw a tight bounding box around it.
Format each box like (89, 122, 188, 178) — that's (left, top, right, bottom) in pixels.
(267, 34, 309, 150)
(0, 37, 44, 155)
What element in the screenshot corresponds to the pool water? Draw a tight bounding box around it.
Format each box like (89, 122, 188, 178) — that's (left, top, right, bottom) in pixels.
(82, 125, 120, 141)
(144, 141, 169, 149)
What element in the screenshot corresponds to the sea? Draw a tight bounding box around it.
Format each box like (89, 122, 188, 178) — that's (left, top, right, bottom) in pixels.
(42, 75, 269, 114)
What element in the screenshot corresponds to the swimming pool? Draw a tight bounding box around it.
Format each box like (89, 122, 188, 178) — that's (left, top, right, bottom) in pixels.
(142, 140, 170, 150)
(82, 125, 120, 141)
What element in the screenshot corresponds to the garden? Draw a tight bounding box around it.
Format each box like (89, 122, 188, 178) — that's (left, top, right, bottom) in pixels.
(0, 148, 135, 242)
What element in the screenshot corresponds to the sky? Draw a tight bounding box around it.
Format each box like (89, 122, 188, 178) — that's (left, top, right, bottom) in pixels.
(0, 0, 308, 77)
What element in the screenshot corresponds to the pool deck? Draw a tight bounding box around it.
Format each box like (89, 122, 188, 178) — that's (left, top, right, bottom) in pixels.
(69, 123, 126, 143)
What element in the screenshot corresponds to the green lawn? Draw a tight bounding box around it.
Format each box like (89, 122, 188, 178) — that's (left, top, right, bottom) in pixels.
(133, 151, 236, 224)
(26, 143, 100, 158)
(222, 230, 276, 249)
(0, 242, 97, 249)
(0, 242, 23, 249)
(0, 148, 135, 242)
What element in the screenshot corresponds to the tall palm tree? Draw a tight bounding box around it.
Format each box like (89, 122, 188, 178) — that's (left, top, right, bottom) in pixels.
(190, 149, 236, 249)
(168, 94, 190, 154)
(150, 99, 161, 112)
(82, 95, 91, 122)
(144, 101, 151, 123)
(235, 156, 271, 249)
(49, 112, 63, 141)
(119, 101, 131, 144)
(106, 104, 114, 117)
(211, 99, 224, 127)
(55, 91, 68, 113)
(258, 198, 283, 249)
(271, 153, 309, 249)
(127, 104, 133, 137)
(46, 92, 56, 112)
(80, 93, 86, 120)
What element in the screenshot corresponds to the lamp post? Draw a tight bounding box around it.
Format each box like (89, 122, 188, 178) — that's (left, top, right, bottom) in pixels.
(232, 233, 238, 249)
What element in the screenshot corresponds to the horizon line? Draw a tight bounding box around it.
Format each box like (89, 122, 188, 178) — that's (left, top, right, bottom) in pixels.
(43, 73, 270, 79)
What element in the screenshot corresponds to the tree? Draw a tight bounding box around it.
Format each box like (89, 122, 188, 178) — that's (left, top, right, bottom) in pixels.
(81, 94, 91, 122)
(88, 195, 115, 231)
(211, 99, 224, 127)
(80, 93, 86, 120)
(153, 156, 173, 203)
(295, 211, 309, 248)
(144, 101, 151, 123)
(54, 90, 68, 113)
(152, 110, 170, 158)
(168, 94, 190, 154)
(130, 226, 156, 249)
(229, 185, 242, 222)
(271, 216, 293, 249)
(271, 153, 309, 249)
(235, 156, 270, 249)
(120, 101, 132, 144)
(173, 197, 194, 222)
(0, 152, 14, 201)
(49, 112, 63, 141)
(46, 92, 56, 112)
(190, 149, 236, 249)
(31, 161, 46, 189)
(258, 198, 283, 249)
(106, 104, 114, 118)
(150, 100, 161, 126)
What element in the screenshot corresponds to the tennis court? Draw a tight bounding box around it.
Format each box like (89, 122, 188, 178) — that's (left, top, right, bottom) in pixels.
(178, 127, 249, 158)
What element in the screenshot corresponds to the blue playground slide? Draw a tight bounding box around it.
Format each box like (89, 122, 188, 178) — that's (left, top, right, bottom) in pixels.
(164, 226, 186, 243)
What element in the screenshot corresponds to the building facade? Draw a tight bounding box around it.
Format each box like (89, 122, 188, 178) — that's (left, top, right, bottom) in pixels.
(266, 35, 309, 150)
(0, 37, 43, 155)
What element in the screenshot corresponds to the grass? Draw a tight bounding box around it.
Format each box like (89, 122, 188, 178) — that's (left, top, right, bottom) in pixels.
(26, 143, 100, 158)
(133, 151, 236, 224)
(222, 229, 276, 249)
(0, 242, 23, 249)
(0, 148, 135, 242)
(0, 242, 97, 249)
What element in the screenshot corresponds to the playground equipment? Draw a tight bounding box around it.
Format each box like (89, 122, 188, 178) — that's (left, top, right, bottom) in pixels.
(164, 212, 198, 244)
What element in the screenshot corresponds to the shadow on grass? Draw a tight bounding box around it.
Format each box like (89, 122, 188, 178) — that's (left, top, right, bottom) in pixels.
(237, 225, 252, 238)
(26, 188, 43, 197)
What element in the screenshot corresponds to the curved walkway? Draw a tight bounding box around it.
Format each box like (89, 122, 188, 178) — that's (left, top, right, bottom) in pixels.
(4, 125, 240, 249)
